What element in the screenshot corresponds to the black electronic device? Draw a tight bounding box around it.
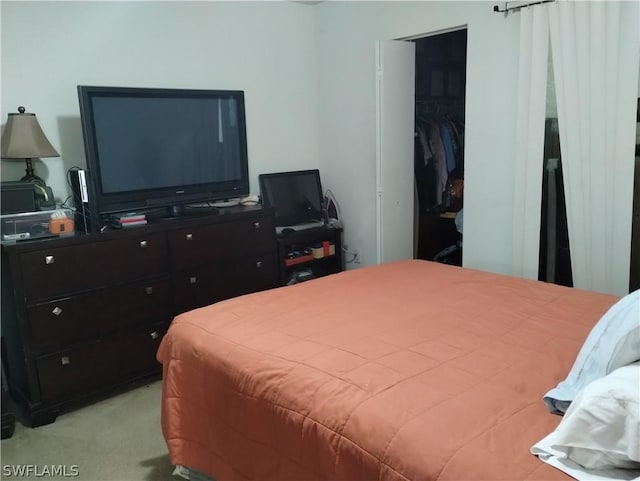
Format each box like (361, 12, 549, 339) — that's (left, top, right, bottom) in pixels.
(0, 181, 36, 214)
(259, 169, 325, 229)
(77, 86, 250, 220)
(69, 168, 98, 232)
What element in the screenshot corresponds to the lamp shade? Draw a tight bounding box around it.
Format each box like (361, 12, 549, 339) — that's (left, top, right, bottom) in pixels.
(1, 106, 59, 159)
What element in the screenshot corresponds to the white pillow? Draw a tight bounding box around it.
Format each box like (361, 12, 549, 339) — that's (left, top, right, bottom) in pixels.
(544, 289, 640, 414)
(550, 363, 640, 470)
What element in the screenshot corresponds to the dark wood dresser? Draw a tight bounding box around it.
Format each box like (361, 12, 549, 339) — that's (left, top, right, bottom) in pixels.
(1, 206, 278, 426)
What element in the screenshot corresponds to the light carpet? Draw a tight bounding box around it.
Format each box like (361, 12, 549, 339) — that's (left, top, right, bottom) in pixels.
(1, 380, 175, 481)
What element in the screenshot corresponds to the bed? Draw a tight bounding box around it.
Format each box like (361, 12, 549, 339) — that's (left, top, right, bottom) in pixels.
(157, 259, 627, 481)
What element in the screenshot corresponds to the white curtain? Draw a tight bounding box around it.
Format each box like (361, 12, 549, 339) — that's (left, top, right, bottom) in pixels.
(512, 5, 549, 280)
(549, 0, 640, 296)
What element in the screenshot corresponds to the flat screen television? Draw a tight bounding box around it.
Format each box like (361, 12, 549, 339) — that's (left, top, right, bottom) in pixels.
(259, 169, 325, 227)
(77, 85, 250, 218)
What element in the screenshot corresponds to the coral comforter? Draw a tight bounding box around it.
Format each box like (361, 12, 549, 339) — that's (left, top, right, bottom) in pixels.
(157, 260, 618, 481)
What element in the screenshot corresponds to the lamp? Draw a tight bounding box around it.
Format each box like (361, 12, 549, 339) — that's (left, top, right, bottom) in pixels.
(1, 106, 59, 189)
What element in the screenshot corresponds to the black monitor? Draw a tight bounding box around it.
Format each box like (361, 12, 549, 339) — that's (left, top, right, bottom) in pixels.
(259, 169, 325, 227)
(77, 85, 250, 218)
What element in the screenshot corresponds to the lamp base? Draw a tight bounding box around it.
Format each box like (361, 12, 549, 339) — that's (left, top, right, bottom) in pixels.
(21, 158, 54, 207)
(20, 172, 47, 190)
(21, 158, 47, 190)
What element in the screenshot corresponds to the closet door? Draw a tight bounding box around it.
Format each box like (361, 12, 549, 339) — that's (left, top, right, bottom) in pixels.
(375, 40, 416, 263)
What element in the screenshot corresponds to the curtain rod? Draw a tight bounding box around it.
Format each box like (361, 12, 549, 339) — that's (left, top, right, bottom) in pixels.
(493, 0, 554, 15)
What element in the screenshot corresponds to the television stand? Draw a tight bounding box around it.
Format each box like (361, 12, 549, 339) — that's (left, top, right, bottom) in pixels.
(276, 220, 325, 234)
(142, 204, 220, 223)
(164, 204, 218, 217)
(276, 225, 344, 284)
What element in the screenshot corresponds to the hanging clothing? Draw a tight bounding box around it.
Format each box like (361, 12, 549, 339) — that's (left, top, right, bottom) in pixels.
(415, 124, 437, 211)
(439, 123, 457, 173)
(414, 117, 465, 212)
(428, 122, 448, 206)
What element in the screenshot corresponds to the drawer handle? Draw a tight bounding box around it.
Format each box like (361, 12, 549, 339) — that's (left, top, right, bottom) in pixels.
(186, 233, 193, 241)
(253, 221, 261, 229)
(255, 261, 263, 268)
(45, 255, 55, 265)
(150, 331, 159, 340)
(61, 356, 71, 366)
(145, 286, 153, 295)
(189, 276, 197, 285)
(52, 306, 63, 316)
(139, 240, 148, 249)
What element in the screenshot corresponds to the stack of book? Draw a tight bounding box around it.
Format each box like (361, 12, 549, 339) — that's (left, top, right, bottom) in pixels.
(284, 248, 314, 267)
(110, 212, 147, 229)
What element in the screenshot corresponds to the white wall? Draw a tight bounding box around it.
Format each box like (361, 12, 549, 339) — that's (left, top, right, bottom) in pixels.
(0, 1, 525, 276)
(315, 1, 521, 273)
(4, 1, 632, 283)
(1, 1, 319, 201)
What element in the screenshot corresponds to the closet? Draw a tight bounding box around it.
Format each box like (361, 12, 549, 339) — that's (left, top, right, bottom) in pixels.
(413, 29, 467, 265)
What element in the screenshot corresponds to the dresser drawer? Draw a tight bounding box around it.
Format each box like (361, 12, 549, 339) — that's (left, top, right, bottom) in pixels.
(169, 215, 275, 271)
(20, 232, 168, 301)
(173, 253, 278, 314)
(36, 322, 167, 403)
(27, 277, 171, 355)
